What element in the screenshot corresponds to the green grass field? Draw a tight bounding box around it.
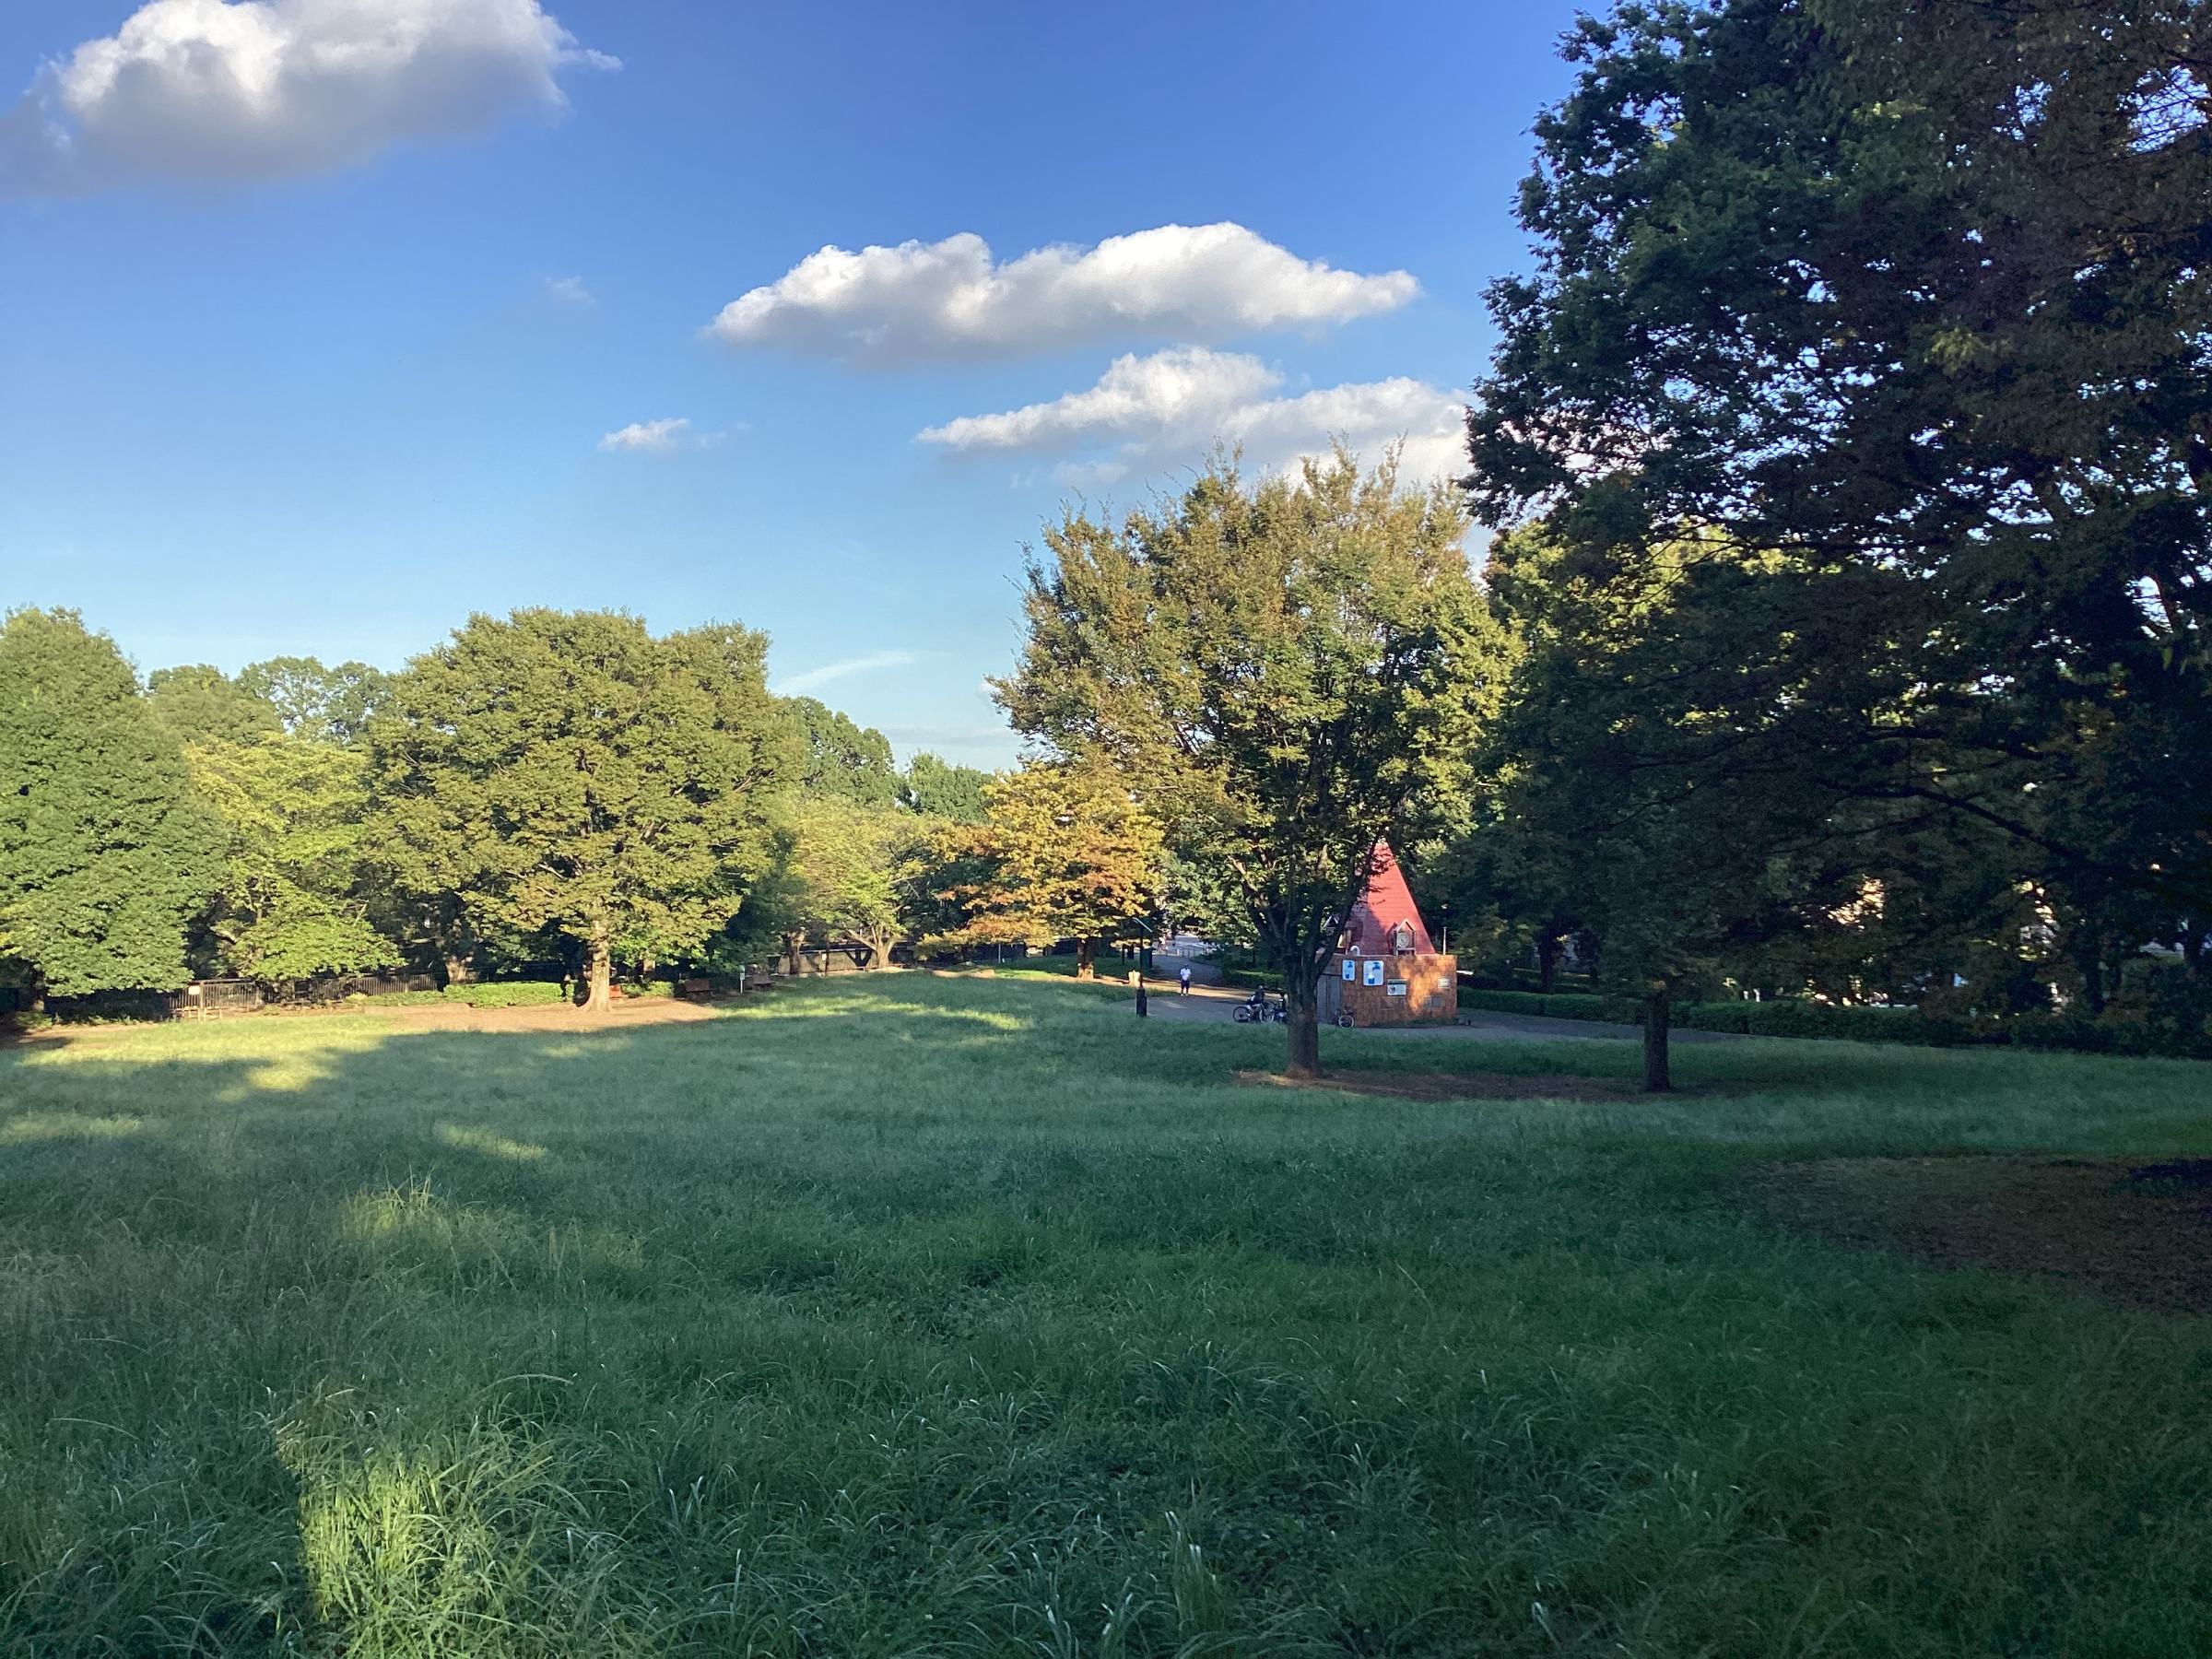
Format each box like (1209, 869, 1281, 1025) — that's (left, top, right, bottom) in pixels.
(3, 977, 2210, 1657)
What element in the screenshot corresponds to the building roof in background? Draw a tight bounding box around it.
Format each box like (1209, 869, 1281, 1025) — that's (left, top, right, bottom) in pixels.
(1343, 841, 1435, 956)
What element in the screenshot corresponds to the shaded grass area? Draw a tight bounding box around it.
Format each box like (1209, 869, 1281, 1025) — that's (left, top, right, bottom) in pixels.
(1, 977, 2210, 1655)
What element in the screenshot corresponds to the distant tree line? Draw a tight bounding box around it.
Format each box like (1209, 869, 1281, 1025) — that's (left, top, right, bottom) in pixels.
(0, 607, 1000, 1015)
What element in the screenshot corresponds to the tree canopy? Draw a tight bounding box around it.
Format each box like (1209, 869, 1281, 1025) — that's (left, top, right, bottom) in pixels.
(785, 696, 901, 806)
(900, 752, 993, 822)
(146, 664, 283, 747)
(235, 656, 394, 746)
(185, 735, 398, 983)
(998, 452, 1497, 1070)
(0, 610, 226, 998)
(1467, 0, 2212, 932)
(927, 761, 1165, 977)
(368, 610, 794, 1008)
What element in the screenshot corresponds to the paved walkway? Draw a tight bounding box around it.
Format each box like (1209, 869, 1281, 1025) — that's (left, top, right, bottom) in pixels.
(1139, 981, 1739, 1042)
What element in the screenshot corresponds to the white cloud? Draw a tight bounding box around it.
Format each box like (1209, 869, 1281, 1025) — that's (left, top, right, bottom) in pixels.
(0, 0, 613, 197)
(546, 274, 593, 306)
(599, 417, 689, 453)
(917, 347, 1466, 486)
(773, 650, 921, 697)
(706, 223, 1418, 368)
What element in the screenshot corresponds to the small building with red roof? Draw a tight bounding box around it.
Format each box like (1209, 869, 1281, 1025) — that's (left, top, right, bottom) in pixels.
(1317, 841, 1458, 1027)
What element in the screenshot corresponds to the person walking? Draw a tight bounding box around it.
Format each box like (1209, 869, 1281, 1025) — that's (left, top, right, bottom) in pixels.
(1178, 964, 1192, 995)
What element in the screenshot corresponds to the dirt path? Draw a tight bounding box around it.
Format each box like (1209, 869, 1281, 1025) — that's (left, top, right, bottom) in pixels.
(373, 996, 735, 1035)
(1747, 1155, 2212, 1314)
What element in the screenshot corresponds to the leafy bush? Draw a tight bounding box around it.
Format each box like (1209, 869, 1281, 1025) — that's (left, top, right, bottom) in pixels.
(1463, 989, 1972, 1047)
(454, 982, 567, 1009)
(357, 983, 569, 1009)
(1220, 968, 1286, 992)
(41, 991, 173, 1026)
(1461, 989, 1606, 1020)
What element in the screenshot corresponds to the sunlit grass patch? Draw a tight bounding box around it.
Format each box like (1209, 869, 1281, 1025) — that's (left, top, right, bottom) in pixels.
(285, 1422, 652, 1659)
(0, 1112, 143, 1144)
(436, 1124, 550, 1163)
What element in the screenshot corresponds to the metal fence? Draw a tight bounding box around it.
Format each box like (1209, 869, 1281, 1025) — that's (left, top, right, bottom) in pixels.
(169, 980, 265, 1019)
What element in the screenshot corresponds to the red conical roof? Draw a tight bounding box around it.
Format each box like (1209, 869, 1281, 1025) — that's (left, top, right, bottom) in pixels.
(1343, 841, 1434, 955)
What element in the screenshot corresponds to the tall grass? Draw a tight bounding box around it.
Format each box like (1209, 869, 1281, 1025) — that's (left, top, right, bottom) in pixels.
(1, 978, 2208, 1654)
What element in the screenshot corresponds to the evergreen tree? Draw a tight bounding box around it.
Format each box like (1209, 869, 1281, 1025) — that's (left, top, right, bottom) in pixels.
(0, 610, 225, 999)
(368, 610, 794, 1009)
(784, 697, 901, 806)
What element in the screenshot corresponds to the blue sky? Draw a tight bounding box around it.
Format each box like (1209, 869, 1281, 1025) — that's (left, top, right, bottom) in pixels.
(0, 0, 1581, 765)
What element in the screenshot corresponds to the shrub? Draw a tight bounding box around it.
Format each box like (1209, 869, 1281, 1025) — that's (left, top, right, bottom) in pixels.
(456, 982, 568, 1009)
(1461, 989, 1607, 1020)
(1221, 968, 1286, 992)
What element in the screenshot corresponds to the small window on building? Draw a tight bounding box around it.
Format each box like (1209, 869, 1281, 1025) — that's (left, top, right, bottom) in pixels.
(1391, 921, 1415, 954)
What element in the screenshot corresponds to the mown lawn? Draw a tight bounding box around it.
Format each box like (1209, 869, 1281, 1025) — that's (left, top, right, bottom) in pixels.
(2, 975, 2209, 1657)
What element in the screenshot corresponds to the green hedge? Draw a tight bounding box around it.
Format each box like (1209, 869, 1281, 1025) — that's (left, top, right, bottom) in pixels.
(463, 982, 569, 1008)
(358, 982, 569, 1009)
(1461, 989, 1959, 1045)
(1460, 989, 1607, 1020)
(1221, 968, 1286, 992)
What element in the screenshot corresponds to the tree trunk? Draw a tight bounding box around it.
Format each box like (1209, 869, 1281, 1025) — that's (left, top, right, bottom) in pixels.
(1285, 974, 1322, 1077)
(782, 933, 804, 978)
(441, 953, 475, 988)
(2074, 937, 2109, 1015)
(1076, 937, 1096, 980)
(1536, 930, 1561, 994)
(1642, 990, 1672, 1092)
(585, 935, 612, 1012)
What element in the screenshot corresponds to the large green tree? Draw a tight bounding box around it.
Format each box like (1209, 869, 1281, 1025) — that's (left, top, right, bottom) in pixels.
(899, 752, 993, 822)
(368, 610, 794, 1009)
(785, 798, 927, 972)
(0, 610, 226, 999)
(784, 697, 901, 806)
(925, 761, 1165, 977)
(146, 664, 282, 746)
(186, 735, 399, 983)
(1468, 0, 2212, 959)
(998, 453, 1496, 1073)
(1479, 525, 1881, 1087)
(236, 656, 394, 747)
